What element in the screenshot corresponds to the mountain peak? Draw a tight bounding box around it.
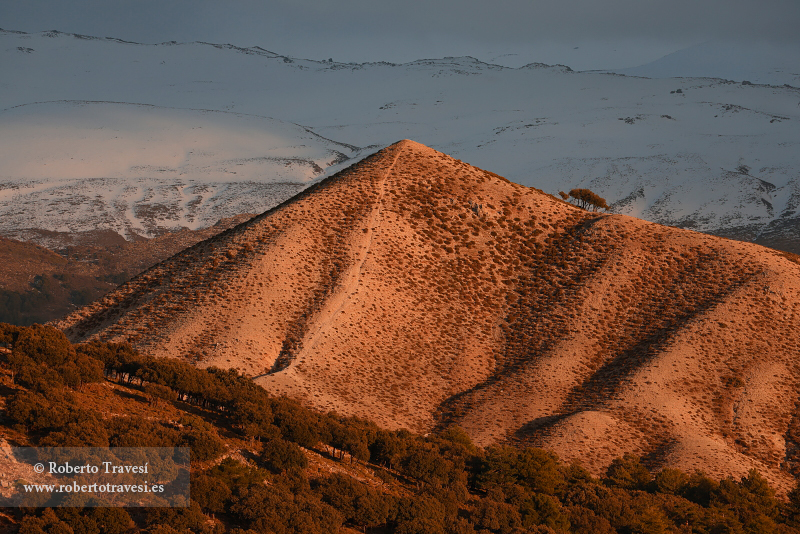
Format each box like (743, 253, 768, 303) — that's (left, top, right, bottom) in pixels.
(389, 138, 429, 151)
(55, 141, 800, 491)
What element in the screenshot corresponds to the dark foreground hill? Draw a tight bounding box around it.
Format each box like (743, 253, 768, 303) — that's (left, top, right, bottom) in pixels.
(55, 140, 800, 492)
(3, 324, 800, 533)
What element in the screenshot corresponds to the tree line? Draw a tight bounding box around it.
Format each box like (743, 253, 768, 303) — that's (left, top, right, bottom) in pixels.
(3, 322, 800, 533)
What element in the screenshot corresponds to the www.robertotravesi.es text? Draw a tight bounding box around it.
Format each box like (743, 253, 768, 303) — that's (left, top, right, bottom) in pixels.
(22, 482, 165, 494)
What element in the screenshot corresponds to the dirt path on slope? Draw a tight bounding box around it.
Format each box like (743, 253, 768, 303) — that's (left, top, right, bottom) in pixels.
(284, 147, 400, 368)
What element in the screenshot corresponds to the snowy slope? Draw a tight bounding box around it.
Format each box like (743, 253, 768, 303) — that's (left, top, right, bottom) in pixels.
(616, 41, 800, 87)
(2, 29, 800, 250)
(0, 101, 360, 237)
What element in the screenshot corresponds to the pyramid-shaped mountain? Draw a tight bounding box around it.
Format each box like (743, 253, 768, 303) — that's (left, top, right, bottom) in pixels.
(56, 140, 800, 490)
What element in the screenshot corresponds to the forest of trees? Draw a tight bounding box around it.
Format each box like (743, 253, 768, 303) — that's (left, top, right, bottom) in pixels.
(0, 288, 52, 326)
(2, 322, 800, 533)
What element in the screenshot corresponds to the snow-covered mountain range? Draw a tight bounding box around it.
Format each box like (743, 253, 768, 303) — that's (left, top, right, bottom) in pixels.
(2, 29, 799, 251)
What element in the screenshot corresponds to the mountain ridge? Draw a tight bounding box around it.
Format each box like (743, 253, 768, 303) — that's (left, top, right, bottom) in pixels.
(3, 28, 800, 253)
(617, 40, 800, 87)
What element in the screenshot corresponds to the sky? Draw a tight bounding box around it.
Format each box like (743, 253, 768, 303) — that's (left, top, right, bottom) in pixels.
(1, 0, 799, 70)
